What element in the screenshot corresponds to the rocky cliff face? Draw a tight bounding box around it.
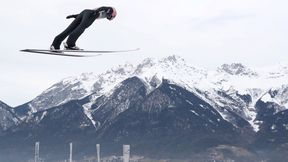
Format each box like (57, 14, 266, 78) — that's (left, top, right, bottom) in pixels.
(0, 101, 20, 134)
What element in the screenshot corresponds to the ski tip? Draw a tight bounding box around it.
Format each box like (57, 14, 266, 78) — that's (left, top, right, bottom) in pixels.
(20, 49, 29, 52)
(20, 49, 37, 53)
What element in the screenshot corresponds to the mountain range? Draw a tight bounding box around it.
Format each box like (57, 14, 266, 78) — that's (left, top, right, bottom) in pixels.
(0, 55, 287, 162)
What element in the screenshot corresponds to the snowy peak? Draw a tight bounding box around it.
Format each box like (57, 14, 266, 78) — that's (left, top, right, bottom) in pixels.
(134, 55, 190, 74)
(104, 63, 135, 76)
(218, 63, 258, 76)
(15, 55, 288, 133)
(132, 55, 207, 90)
(159, 55, 186, 65)
(134, 58, 156, 73)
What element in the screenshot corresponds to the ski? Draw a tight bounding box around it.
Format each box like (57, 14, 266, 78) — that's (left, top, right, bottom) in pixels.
(20, 48, 140, 57)
(21, 48, 140, 53)
(20, 49, 98, 57)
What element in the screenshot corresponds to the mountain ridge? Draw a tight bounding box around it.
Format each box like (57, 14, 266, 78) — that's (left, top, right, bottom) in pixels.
(1, 55, 287, 162)
(13, 55, 288, 132)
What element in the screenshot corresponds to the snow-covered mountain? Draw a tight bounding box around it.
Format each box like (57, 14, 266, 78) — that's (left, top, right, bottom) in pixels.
(14, 55, 288, 132)
(0, 101, 20, 133)
(2, 55, 288, 162)
(3, 78, 252, 162)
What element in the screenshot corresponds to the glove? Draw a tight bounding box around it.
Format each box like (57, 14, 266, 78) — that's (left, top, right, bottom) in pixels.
(66, 14, 78, 19)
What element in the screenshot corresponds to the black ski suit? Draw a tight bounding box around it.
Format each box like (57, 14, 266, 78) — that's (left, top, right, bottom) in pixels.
(51, 7, 112, 49)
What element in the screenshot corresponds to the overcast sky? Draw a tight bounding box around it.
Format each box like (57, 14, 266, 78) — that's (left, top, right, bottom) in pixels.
(0, 0, 287, 106)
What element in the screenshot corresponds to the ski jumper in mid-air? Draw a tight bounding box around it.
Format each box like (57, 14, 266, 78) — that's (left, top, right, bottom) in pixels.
(50, 6, 117, 51)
